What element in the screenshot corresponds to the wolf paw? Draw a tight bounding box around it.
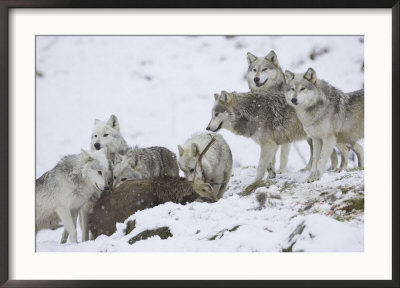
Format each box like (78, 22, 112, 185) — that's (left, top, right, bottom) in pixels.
(306, 171, 321, 183)
(299, 166, 311, 172)
(277, 168, 286, 174)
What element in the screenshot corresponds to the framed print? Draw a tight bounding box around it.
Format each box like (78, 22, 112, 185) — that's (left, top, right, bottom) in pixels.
(1, 1, 398, 287)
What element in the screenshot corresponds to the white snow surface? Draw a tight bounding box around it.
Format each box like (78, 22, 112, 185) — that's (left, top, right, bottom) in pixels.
(36, 36, 364, 252)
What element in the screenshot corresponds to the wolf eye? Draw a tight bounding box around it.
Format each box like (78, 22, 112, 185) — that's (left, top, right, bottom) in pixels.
(262, 68, 268, 71)
(300, 87, 305, 91)
(253, 69, 256, 72)
(98, 171, 102, 175)
(94, 135, 97, 138)
(104, 134, 109, 137)
(291, 88, 295, 91)
(214, 112, 219, 117)
(121, 178, 127, 182)
(190, 169, 195, 173)
(114, 176, 116, 180)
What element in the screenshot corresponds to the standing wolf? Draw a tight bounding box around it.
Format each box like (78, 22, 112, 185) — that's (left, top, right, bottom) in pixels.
(206, 91, 307, 184)
(36, 149, 111, 243)
(112, 146, 180, 188)
(177, 132, 232, 199)
(246, 51, 291, 173)
(246, 51, 342, 172)
(284, 68, 364, 182)
(61, 114, 129, 243)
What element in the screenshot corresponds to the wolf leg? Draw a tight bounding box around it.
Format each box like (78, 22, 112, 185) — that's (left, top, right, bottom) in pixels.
(351, 142, 364, 169)
(278, 143, 290, 174)
(60, 210, 78, 243)
(307, 138, 322, 182)
(336, 143, 349, 171)
(312, 136, 336, 181)
(55, 207, 77, 243)
(330, 149, 338, 171)
(80, 208, 90, 242)
(255, 141, 278, 182)
(60, 229, 69, 244)
(301, 138, 313, 172)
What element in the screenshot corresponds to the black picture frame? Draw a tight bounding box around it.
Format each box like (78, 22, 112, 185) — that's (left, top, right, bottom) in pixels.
(0, 1, 398, 287)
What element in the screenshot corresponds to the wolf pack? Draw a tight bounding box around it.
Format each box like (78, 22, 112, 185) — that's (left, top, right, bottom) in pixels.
(36, 50, 364, 244)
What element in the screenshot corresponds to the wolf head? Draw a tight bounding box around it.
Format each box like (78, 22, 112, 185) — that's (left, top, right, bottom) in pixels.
(191, 180, 217, 202)
(206, 91, 235, 133)
(246, 50, 285, 92)
(284, 68, 320, 108)
(111, 152, 149, 189)
(91, 115, 126, 154)
(81, 148, 112, 192)
(177, 143, 204, 182)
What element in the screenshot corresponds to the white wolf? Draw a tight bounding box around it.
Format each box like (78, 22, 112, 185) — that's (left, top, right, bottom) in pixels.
(284, 68, 364, 182)
(36, 149, 111, 243)
(61, 114, 129, 243)
(91, 114, 129, 154)
(177, 132, 232, 199)
(112, 146, 180, 189)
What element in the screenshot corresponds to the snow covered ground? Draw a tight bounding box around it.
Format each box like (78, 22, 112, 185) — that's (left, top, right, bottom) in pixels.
(36, 36, 364, 252)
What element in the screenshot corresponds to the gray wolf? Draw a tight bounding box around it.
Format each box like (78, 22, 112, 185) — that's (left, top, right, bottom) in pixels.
(206, 91, 307, 184)
(246, 50, 286, 93)
(88, 177, 216, 239)
(177, 132, 232, 199)
(284, 68, 364, 182)
(246, 51, 343, 172)
(112, 146, 180, 189)
(36, 148, 111, 243)
(246, 50, 291, 173)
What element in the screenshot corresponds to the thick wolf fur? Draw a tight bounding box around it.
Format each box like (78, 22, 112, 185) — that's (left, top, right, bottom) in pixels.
(90, 114, 129, 155)
(246, 51, 340, 172)
(88, 177, 216, 239)
(61, 114, 129, 243)
(112, 146, 179, 189)
(246, 51, 290, 173)
(177, 132, 232, 199)
(36, 149, 111, 243)
(206, 91, 306, 183)
(285, 68, 364, 182)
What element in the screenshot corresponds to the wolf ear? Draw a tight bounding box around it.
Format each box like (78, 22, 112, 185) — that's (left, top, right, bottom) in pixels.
(107, 114, 120, 131)
(177, 145, 184, 157)
(214, 93, 220, 100)
(81, 149, 94, 162)
(265, 50, 279, 66)
(94, 119, 100, 126)
(191, 143, 200, 156)
(304, 68, 317, 86)
(246, 52, 257, 65)
(112, 152, 123, 165)
(129, 155, 139, 168)
(219, 91, 231, 104)
(284, 70, 295, 82)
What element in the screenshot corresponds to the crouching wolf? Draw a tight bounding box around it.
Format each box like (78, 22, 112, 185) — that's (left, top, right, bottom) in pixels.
(285, 68, 364, 182)
(206, 91, 306, 184)
(112, 146, 180, 189)
(36, 149, 111, 243)
(177, 132, 232, 199)
(88, 177, 216, 239)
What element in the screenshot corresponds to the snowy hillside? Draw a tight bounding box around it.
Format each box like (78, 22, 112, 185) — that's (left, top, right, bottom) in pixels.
(36, 36, 364, 252)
